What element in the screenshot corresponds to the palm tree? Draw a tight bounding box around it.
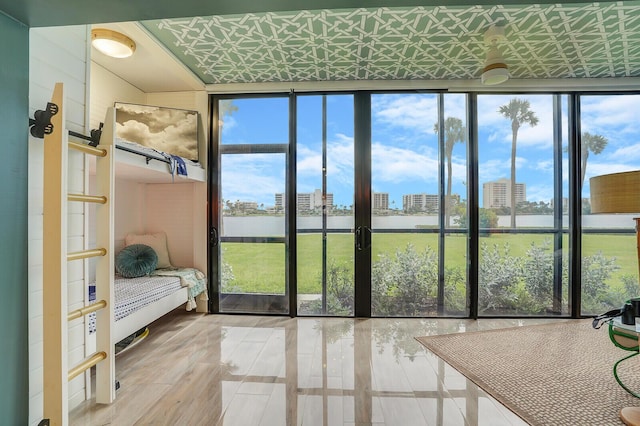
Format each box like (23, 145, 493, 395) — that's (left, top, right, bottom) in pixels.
(434, 117, 466, 227)
(580, 132, 608, 188)
(498, 98, 539, 228)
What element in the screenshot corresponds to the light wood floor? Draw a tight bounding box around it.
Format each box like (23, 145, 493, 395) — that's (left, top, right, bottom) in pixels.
(70, 310, 558, 425)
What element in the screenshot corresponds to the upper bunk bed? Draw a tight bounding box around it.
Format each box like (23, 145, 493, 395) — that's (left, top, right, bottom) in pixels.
(87, 101, 206, 184)
(113, 138, 206, 183)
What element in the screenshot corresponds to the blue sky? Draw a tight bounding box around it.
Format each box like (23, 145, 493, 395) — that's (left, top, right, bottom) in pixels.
(219, 93, 640, 209)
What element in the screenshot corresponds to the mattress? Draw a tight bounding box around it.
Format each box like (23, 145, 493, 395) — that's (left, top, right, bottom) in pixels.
(88, 274, 183, 333)
(114, 275, 183, 321)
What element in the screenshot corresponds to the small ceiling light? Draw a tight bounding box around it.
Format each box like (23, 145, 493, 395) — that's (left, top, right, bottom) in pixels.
(91, 28, 136, 58)
(481, 25, 509, 86)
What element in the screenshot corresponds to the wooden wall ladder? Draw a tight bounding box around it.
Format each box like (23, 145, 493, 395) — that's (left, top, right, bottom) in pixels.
(42, 82, 116, 425)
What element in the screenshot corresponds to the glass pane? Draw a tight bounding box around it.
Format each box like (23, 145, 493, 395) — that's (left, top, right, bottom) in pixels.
(219, 131, 288, 313)
(444, 94, 469, 316)
(444, 233, 467, 315)
(220, 242, 285, 294)
(219, 97, 289, 144)
(580, 94, 640, 315)
(477, 94, 566, 315)
(370, 93, 468, 317)
(296, 94, 355, 316)
(221, 153, 285, 238)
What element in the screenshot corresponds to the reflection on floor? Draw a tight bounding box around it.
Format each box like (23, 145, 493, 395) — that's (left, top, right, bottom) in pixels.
(70, 310, 560, 425)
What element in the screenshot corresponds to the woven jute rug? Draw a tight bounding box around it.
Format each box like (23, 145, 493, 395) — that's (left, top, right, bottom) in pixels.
(416, 320, 640, 426)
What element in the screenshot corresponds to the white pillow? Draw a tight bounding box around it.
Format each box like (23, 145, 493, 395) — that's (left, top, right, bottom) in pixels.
(124, 232, 172, 269)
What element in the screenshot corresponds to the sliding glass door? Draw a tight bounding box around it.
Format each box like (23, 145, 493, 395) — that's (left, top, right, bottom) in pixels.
(296, 94, 355, 316)
(580, 94, 640, 316)
(208, 90, 632, 319)
(369, 93, 469, 317)
(211, 96, 291, 314)
(476, 94, 568, 316)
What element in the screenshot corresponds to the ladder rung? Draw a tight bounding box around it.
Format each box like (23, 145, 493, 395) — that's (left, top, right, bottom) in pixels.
(69, 141, 107, 157)
(68, 352, 107, 381)
(68, 300, 107, 321)
(67, 248, 107, 261)
(68, 193, 107, 204)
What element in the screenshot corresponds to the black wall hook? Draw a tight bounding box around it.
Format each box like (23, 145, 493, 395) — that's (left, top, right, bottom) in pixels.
(29, 102, 59, 139)
(89, 122, 104, 147)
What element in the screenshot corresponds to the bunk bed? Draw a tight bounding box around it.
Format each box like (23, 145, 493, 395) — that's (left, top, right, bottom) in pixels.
(36, 83, 207, 424)
(89, 241, 208, 343)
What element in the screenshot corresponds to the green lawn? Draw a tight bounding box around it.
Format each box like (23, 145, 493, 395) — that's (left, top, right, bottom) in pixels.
(221, 232, 638, 294)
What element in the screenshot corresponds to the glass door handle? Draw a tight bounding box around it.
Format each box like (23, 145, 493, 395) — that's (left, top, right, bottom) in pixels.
(210, 227, 218, 246)
(363, 226, 372, 250)
(355, 226, 371, 251)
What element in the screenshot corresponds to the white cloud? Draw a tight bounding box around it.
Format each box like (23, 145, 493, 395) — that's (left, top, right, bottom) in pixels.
(478, 156, 527, 184)
(525, 183, 554, 203)
(219, 115, 237, 132)
(534, 159, 554, 173)
(372, 142, 439, 184)
(296, 144, 323, 176)
(479, 159, 508, 183)
(373, 94, 438, 133)
(327, 135, 355, 186)
(371, 94, 469, 144)
(221, 154, 285, 205)
(581, 95, 640, 131)
(607, 142, 640, 163)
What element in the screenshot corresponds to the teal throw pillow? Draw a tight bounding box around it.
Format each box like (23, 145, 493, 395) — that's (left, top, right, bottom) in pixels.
(115, 244, 158, 278)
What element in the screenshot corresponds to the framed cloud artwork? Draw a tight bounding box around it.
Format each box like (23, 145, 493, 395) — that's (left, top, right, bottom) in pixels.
(114, 102, 199, 161)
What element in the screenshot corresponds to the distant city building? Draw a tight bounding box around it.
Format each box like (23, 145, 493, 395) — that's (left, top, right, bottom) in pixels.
(372, 192, 389, 210)
(274, 193, 285, 211)
(402, 193, 440, 212)
(483, 178, 526, 208)
(275, 189, 334, 212)
(235, 201, 258, 211)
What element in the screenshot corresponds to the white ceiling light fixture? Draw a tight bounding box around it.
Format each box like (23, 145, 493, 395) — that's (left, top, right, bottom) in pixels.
(481, 25, 509, 86)
(91, 28, 136, 58)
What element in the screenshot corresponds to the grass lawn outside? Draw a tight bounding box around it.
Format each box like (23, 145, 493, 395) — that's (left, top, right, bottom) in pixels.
(220, 231, 638, 299)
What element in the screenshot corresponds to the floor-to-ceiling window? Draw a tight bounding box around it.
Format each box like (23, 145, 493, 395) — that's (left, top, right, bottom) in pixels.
(476, 94, 569, 316)
(209, 91, 640, 318)
(579, 94, 640, 316)
(370, 93, 468, 317)
(296, 94, 355, 316)
(211, 95, 291, 314)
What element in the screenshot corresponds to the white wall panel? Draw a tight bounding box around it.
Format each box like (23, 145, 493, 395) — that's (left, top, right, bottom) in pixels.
(144, 183, 196, 268)
(90, 62, 145, 130)
(114, 178, 146, 243)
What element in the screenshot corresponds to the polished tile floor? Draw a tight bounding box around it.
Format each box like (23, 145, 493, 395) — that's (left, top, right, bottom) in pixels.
(70, 310, 558, 425)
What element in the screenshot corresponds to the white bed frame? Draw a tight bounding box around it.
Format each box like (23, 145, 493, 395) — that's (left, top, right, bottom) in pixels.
(113, 286, 189, 343)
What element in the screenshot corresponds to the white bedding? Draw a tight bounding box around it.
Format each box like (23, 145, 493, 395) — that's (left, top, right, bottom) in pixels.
(114, 275, 182, 321)
(88, 274, 182, 334)
(116, 138, 169, 162)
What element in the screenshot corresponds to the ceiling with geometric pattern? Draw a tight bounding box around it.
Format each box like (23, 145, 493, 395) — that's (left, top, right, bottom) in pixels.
(141, 1, 640, 86)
